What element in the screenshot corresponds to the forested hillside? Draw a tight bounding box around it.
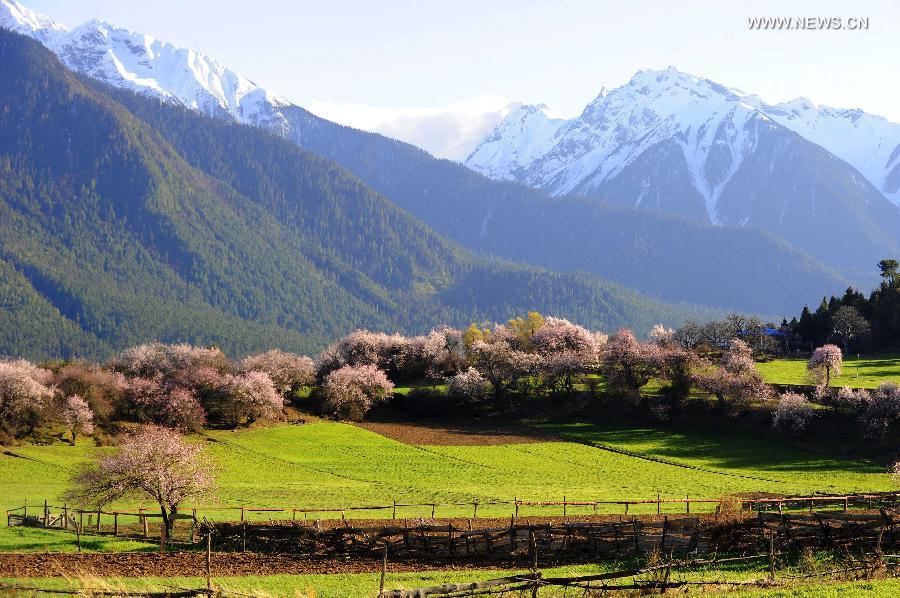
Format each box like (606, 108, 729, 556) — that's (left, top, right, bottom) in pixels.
(0, 31, 715, 360)
(262, 105, 852, 314)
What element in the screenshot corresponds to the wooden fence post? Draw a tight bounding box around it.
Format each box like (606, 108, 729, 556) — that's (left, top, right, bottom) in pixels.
(63, 503, 68, 530)
(240, 506, 245, 522)
(473, 500, 478, 519)
(23, 499, 26, 522)
(563, 496, 567, 518)
(514, 497, 518, 518)
(768, 532, 776, 580)
(113, 512, 118, 536)
(96, 509, 101, 533)
(661, 515, 668, 551)
(43, 499, 48, 527)
(657, 492, 661, 515)
(530, 530, 539, 598)
(378, 545, 387, 598)
(206, 531, 213, 595)
(686, 495, 690, 514)
(632, 517, 640, 554)
(392, 500, 397, 520)
(191, 508, 196, 543)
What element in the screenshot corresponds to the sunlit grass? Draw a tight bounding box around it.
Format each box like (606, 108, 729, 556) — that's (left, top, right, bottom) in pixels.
(758, 353, 900, 389)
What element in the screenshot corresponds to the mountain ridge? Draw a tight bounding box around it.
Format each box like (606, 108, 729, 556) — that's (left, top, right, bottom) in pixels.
(0, 29, 719, 360)
(0, 1, 862, 316)
(466, 67, 900, 271)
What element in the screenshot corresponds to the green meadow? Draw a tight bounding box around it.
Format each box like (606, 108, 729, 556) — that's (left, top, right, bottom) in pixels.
(1, 420, 893, 552)
(758, 353, 900, 389)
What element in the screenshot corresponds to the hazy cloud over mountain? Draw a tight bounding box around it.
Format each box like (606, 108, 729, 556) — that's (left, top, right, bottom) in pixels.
(307, 96, 518, 160)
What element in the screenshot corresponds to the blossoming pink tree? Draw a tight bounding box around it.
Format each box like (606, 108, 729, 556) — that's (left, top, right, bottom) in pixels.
(66, 426, 214, 544)
(721, 339, 756, 376)
(447, 367, 488, 403)
(54, 363, 128, 424)
(321, 364, 394, 421)
(0, 359, 56, 438)
(469, 340, 540, 403)
(531, 317, 599, 394)
(62, 394, 94, 443)
(601, 329, 661, 400)
(223, 371, 284, 426)
(808, 344, 843, 387)
(772, 392, 814, 436)
(648, 324, 675, 346)
(114, 343, 228, 379)
(694, 361, 772, 413)
(241, 350, 315, 396)
(124, 377, 206, 431)
(859, 382, 900, 439)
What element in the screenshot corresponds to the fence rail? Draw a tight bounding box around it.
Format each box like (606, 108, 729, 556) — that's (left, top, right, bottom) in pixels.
(204, 507, 900, 559)
(6, 499, 198, 544)
(8, 492, 900, 543)
(382, 550, 900, 597)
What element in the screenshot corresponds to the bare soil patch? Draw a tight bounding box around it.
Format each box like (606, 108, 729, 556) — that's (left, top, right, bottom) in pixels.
(356, 419, 559, 446)
(0, 551, 503, 578)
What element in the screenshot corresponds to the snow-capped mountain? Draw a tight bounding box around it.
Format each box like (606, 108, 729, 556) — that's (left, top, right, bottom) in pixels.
(762, 99, 900, 206)
(466, 67, 900, 269)
(468, 67, 900, 212)
(2, 0, 898, 274)
(0, 0, 290, 132)
(469, 68, 776, 223)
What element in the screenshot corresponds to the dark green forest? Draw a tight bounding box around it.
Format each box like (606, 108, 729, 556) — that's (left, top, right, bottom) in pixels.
(0, 31, 717, 360)
(253, 100, 854, 315)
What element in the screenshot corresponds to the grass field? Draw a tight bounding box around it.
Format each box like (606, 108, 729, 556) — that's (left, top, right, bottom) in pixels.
(4, 562, 900, 597)
(1, 419, 894, 552)
(758, 353, 900, 388)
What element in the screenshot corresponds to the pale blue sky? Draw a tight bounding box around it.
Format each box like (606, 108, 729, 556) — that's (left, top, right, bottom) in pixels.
(26, 0, 900, 158)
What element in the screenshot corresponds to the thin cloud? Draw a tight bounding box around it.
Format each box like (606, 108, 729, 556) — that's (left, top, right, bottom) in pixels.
(306, 96, 518, 160)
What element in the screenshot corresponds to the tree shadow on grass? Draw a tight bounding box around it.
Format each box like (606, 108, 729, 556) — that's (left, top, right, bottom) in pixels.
(533, 421, 886, 475)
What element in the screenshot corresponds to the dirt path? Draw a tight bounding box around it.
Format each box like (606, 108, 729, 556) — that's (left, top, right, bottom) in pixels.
(356, 420, 559, 446)
(0, 552, 532, 578)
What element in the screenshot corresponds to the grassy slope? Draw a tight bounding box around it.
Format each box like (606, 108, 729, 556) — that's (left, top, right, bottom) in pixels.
(758, 354, 900, 389)
(1, 422, 891, 545)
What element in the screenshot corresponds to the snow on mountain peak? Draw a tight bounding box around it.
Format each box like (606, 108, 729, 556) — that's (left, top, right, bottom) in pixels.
(0, 0, 66, 40)
(2, 0, 289, 131)
(467, 66, 900, 210)
(468, 66, 774, 222)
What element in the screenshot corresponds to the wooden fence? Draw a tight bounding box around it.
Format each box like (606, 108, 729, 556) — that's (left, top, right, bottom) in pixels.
(6, 500, 198, 544)
(203, 508, 900, 559)
(382, 551, 900, 597)
(9, 492, 899, 548)
(14, 490, 883, 525)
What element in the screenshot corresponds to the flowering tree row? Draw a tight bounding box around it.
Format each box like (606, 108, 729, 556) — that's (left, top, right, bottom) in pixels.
(3, 313, 898, 441)
(0, 344, 315, 441)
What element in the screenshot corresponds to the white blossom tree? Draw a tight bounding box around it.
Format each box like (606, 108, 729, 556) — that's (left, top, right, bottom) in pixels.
(67, 426, 214, 544)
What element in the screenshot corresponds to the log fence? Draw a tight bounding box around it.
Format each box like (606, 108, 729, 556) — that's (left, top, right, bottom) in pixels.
(6, 500, 197, 543)
(8, 491, 899, 549)
(382, 550, 900, 596)
(202, 507, 899, 559)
